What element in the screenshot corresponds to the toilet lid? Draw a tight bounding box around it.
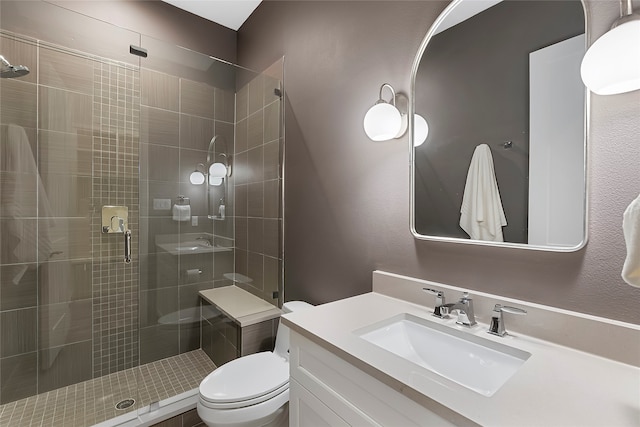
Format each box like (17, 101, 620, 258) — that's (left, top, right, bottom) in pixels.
(200, 352, 289, 404)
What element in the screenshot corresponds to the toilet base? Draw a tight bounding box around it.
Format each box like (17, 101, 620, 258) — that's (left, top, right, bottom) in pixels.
(197, 393, 289, 427)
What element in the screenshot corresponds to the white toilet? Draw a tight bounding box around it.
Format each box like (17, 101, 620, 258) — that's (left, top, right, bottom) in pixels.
(197, 301, 313, 427)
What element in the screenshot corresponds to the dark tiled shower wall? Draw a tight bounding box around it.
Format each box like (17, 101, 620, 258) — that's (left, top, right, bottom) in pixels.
(91, 61, 140, 377)
(234, 65, 283, 305)
(0, 31, 141, 403)
(138, 67, 235, 365)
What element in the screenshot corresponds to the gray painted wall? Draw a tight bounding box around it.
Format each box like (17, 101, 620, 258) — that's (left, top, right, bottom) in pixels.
(415, 0, 584, 243)
(237, 0, 640, 325)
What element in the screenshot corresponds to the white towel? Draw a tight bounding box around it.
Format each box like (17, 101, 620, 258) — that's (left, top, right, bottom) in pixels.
(459, 144, 507, 242)
(622, 194, 640, 287)
(172, 204, 191, 221)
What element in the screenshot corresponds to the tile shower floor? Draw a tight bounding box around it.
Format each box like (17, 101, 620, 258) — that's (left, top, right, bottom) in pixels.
(0, 350, 215, 427)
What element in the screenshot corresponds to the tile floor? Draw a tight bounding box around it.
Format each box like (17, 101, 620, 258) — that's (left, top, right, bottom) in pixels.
(0, 350, 215, 427)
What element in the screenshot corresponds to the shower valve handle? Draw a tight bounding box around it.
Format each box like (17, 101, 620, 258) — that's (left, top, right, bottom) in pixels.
(124, 230, 132, 264)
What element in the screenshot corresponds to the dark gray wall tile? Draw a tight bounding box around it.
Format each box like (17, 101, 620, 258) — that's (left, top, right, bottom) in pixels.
(235, 118, 248, 154)
(38, 299, 92, 348)
(141, 106, 179, 147)
(263, 180, 280, 219)
(1, 308, 37, 357)
(247, 146, 263, 183)
(1, 219, 37, 264)
(139, 325, 179, 365)
(39, 259, 92, 304)
(263, 256, 280, 301)
(247, 75, 263, 116)
(140, 287, 178, 328)
(213, 251, 233, 281)
(263, 140, 280, 181)
(39, 47, 94, 94)
(38, 87, 92, 133)
(141, 68, 179, 111)
(181, 79, 214, 119)
(263, 219, 279, 258)
(235, 184, 248, 217)
(180, 114, 214, 151)
(214, 88, 235, 123)
(247, 182, 263, 218)
(235, 85, 248, 122)
(0, 264, 37, 310)
(234, 249, 248, 278)
(247, 253, 264, 291)
(41, 217, 91, 262)
(146, 144, 179, 183)
(40, 174, 91, 217)
(39, 130, 92, 176)
(38, 340, 92, 393)
(246, 111, 263, 150)
(0, 352, 37, 404)
(263, 100, 280, 143)
(0, 79, 37, 129)
(247, 218, 263, 254)
(235, 217, 248, 251)
(0, 172, 37, 218)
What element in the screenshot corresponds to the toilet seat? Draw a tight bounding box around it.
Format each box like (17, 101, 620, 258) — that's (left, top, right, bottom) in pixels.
(199, 352, 289, 410)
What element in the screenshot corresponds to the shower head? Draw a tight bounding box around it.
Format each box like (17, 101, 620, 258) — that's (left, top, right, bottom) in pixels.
(0, 55, 30, 78)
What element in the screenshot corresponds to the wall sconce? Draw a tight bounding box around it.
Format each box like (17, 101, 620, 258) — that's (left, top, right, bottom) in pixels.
(190, 163, 207, 185)
(580, 0, 640, 95)
(189, 159, 230, 186)
(364, 83, 407, 141)
(364, 83, 429, 146)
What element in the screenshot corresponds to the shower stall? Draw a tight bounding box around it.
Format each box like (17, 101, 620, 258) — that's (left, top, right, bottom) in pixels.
(0, 2, 284, 425)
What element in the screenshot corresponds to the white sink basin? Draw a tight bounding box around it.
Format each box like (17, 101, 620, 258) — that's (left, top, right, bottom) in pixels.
(356, 313, 530, 396)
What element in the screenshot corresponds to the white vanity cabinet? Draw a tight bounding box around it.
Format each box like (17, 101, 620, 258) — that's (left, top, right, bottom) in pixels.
(289, 331, 461, 427)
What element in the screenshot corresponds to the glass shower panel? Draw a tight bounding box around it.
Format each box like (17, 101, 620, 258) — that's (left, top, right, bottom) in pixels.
(137, 35, 241, 367)
(0, 23, 142, 420)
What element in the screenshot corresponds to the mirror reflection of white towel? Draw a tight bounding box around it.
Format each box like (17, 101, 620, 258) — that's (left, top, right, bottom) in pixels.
(622, 194, 640, 287)
(459, 144, 507, 242)
(172, 203, 191, 221)
(1, 124, 54, 264)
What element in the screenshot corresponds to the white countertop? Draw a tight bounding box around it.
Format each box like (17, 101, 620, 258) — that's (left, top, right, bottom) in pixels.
(199, 286, 281, 327)
(282, 292, 640, 427)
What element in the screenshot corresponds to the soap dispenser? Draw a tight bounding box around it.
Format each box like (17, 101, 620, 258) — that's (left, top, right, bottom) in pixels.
(218, 199, 225, 220)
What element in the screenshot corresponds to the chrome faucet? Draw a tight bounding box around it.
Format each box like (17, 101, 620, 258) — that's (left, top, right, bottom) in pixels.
(422, 288, 450, 319)
(488, 304, 527, 337)
(448, 292, 477, 326)
(196, 236, 212, 246)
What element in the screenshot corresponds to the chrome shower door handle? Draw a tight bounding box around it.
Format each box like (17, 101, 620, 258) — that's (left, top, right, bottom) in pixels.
(124, 230, 132, 264)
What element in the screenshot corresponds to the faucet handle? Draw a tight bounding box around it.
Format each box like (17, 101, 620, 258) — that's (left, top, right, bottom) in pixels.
(422, 288, 449, 319)
(488, 304, 527, 337)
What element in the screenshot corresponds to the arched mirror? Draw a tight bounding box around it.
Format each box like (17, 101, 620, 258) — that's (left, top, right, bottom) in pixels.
(410, 0, 587, 251)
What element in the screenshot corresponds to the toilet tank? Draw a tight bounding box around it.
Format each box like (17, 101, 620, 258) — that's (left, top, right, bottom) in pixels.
(274, 301, 313, 358)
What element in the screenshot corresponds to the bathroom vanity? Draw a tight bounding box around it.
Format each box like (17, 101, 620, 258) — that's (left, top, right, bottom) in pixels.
(283, 271, 640, 426)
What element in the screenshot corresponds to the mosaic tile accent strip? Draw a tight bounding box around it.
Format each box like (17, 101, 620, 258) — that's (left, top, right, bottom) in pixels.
(0, 350, 215, 427)
(91, 61, 141, 377)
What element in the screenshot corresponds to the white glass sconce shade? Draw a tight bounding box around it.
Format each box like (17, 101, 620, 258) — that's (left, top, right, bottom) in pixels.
(190, 170, 206, 185)
(209, 176, 223, 186)
(580, 7, 640, 95)
(364, 102, 403, 141)
(209, 162, 228, 178)
(413, 114, 429, 147)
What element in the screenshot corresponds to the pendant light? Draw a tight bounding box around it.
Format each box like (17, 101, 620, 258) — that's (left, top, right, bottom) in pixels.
(580, 0, 640, 95)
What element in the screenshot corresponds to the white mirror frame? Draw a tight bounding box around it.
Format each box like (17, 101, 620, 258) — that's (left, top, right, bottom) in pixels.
(409, 0, 590, 252)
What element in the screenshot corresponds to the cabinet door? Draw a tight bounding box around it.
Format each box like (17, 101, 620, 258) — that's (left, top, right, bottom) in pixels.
(290, 379, 349, 427)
